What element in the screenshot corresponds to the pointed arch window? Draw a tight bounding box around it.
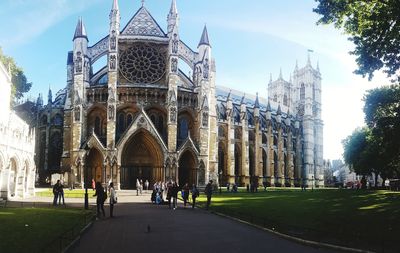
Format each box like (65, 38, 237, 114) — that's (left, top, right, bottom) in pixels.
(300, 83, 305, 100)
(127, 113, 133, 128)
(273, 94, 278, 102)
(178, 117, 189, 140)
(283, 94, 288, 106)
(94, 116, 101, 136)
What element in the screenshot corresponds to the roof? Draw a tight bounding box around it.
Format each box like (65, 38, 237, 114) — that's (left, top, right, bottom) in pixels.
(198, 25, 210, 47)
(73, 17, 88, 41)
(121, 7, 166, 37)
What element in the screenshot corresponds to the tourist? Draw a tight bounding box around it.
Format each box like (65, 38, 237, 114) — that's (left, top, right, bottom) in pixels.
(205, 180, 213, 210)
(226, 183, 230, 192)
(93, 182, 105, 218)
(136, 179, 140, 196)
(52, 180, 60, 206)
(166, 181, 173, 208)
(191, 184, 199, 209)
(172, 182, 179, 210)
(182, 183, 190, 208)
(58, 180, 65, 205)
(145, 180, 149, 192)
(91, 178, 95, 191)
(139, 179, 143, 195)
(109, 182, 117, 218)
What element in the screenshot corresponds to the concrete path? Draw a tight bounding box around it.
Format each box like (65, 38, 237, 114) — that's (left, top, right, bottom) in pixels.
(66, 191, 339, 253)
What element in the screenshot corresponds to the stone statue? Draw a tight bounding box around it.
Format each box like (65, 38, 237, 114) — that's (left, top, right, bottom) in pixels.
(203, 58, 209, 79)
(75, 52, 82, 74)
(108, 104, 115, 120)
(172, 33, 178, 54)
(110, 55, 116, 70)
(171, 58, 178, 73)
(110, 30, 117, 50)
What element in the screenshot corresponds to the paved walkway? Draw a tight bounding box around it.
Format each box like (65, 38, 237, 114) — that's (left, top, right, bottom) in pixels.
(63, 191, 339, 253)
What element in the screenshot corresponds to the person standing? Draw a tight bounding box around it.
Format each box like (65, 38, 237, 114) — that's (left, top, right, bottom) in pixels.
(109, 182, 117, 218)
(139, 179, 143, 195)
(136, 179, 140, 196)
(145, 180, 149, 192)
(191, 184, 199, 209)
(58, 181, 65, 205)
(205, 180, 213, 210)
(52, 180, 60, 206)
(182, 183, 190, 208)
(166, 181, 173, 209)
(93, 182, 105, 218)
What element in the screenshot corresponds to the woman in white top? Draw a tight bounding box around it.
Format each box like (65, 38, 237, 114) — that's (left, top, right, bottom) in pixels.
(109, 182, 117, 218)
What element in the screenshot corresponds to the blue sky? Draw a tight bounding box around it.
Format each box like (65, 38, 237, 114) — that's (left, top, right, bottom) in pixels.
(0, 0, 391, 160)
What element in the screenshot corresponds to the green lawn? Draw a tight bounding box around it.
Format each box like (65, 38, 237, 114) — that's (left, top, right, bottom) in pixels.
(36, 188, 96, 198)
(197, 189, 400, 252)
(0, 207, 94, 253)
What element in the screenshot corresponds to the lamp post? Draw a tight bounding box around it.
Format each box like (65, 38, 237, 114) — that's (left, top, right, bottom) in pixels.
(84, 145, 90, 210)
(219, 171, 222, 194)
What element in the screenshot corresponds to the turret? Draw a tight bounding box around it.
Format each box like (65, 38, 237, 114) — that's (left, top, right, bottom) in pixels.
(254, 92, 260, 118)
(48, 87, 52, 104)
(167, 0, 178, 35)
(266, 100, 271, 120)
(276, 104, 282, 123)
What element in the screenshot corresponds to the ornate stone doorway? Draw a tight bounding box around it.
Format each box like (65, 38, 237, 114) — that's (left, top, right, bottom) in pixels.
(121, 130, 164, 189)
(178, 150, 197, 187)
(86, 148, 104, 184)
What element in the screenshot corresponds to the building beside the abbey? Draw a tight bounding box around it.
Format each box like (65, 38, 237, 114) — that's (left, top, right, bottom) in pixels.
(27, 0, 325, 189)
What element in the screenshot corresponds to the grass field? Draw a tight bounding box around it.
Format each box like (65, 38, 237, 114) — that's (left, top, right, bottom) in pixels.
(0, 207, 94, 253)
(196, 189, 400, 252)
(36, 188, 96, 198)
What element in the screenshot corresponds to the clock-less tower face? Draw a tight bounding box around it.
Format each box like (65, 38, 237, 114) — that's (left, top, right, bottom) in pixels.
(119, 43, 167, 84)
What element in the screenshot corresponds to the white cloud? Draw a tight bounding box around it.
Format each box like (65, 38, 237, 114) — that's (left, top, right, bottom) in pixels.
(0, 0, 101, 48)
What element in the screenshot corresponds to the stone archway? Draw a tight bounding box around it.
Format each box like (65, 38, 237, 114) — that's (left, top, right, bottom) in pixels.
(9, 158, 18, 197)
(178, 150, 197, 187)
(86, 148, 104, 185)
(121, 130, 164, 189)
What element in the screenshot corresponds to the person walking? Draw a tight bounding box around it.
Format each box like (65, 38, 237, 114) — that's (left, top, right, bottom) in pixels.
(205, 180, 213, 210)
(109, 182, 117, 218)
(93, 182, 106, 218)
(58, 180, 65, 205)
(52, 180, 60, 206)
(182, 183, 190, 208)
(191, 184, 199, 209)
(136, 179, 140, 196)
(172, 182, 179, 210)
(139, 179, 143, 195)
(145, 180, 149, 192)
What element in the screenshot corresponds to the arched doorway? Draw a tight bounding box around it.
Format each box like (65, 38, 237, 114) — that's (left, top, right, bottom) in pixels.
(178, 150, 196, 187)
(9, 158, 18, 197)
(86, 148, 104, 185)
(121, 130, 164, 189)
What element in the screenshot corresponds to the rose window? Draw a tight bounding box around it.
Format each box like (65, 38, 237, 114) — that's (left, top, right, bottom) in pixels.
(119, 44, 166, 84)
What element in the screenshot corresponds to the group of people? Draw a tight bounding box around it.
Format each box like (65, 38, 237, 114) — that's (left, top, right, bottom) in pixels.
(93, 181, 118, 218)
(150, 180, 214, 210)
(52, 179, 65, 206)
(136, 179, 150, 195)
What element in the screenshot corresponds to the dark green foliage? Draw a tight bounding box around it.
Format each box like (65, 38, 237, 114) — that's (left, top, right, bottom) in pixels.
(0, 47, 32, 103)
(314, 0, 400, 82)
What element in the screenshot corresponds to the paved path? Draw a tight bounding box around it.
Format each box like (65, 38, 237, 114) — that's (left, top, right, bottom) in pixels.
(66, 191, 339, 253)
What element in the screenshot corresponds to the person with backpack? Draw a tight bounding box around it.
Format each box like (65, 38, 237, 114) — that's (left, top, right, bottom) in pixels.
(93, 182, 106, 218)
(191, 184, 199, 209)
(205, 180, 213, 210)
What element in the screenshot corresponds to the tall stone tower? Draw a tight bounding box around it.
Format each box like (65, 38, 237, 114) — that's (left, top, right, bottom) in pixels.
(292, 55, 323, 187)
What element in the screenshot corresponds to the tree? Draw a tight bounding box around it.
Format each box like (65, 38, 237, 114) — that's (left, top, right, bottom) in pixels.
(314, 0, 400, 82)
(363, 85, 400, 177)
(0, 47, 32, 103)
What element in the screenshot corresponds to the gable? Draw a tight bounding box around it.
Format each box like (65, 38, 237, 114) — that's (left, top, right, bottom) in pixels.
(121, 7, 166, 37)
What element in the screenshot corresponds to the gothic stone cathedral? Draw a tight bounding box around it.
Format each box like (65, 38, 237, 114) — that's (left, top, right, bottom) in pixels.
(33, 0, 324, 189)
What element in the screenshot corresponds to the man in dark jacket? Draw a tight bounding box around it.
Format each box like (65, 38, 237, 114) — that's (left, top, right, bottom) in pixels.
(205, 180, 213, 210)
(93, 182, 105, 218)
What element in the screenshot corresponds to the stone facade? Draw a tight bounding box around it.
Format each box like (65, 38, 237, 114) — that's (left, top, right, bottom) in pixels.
(0, 61, 36, 199)
(29, 0, 324, 189)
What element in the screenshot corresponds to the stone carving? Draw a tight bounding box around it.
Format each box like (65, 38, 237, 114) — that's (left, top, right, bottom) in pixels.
(202, 111, 209, 127)
(108, 104, 115, 120)
(170, 107, 176, 123)
(122, 8, 165, 37)
(169, 90, 176, 106)
(75, 52, 82, 74)
(74, 106, 80, 121)
(108, 88, 115, 103)
(172, 33, 178, 54)
(178, 40, 196, 67)
(74, 90, 81, 104)
(109, 55, 116, 70)
(110, 30, 117, 50)
(171, 57, 178, 73)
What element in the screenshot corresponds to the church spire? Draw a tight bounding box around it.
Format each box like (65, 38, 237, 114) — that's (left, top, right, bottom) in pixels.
(73, 17, 88, 41)
(279, 68, 283, 80)
(198, 25, 210, 47)
(112, 0, 119, 10)
(254, 92, 260, 108)
(169, 0, 177, 15)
